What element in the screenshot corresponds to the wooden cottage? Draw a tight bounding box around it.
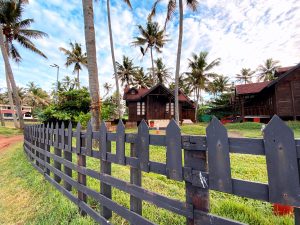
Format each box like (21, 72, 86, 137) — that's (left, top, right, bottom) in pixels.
(123, 83, 196, 123)
(234, 63, 300, 121)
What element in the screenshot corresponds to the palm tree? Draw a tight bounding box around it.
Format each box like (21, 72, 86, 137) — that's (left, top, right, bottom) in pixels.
(25, 82, 49, 109)
(257, 58, 280, 81)
(0, 1, 47, 129)
(133, 67, 152, 88)
(82, 0, 101, 130)
(186, 51, 220, 121)
(149, 58, 172, 84)
(236, 68, 255, 84)
(208, 75, 230, 97)
(132, 19, 168, 83)
(59, 42, 87, 89)
(103, 82, 112, 97)
(149, 0, 199, 123)
(116, 56, 138, 86)
(105, 0, 132, 119)
(62, 76, 76, 91)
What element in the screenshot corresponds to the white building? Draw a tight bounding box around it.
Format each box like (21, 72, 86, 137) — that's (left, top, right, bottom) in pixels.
(0, 104, 33, 120)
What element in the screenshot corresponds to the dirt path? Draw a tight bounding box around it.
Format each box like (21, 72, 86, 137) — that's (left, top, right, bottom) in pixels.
(0, 135, 23, 152)
(228, 131, 244, 138)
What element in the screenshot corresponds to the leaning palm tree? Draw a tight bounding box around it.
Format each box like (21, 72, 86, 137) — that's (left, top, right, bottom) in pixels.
(133, 67, 152, 88)
(236, 68, 255, 84)
(257, 58, 280, 81)
(0, 1, 48, 129)
(132, 19, 168, 83)
(150, 58, 172, 84)
(149, 0, 199, 123)
(186, 51, 220, 121)
(59, 41, 87, 89)
(105, 0, 132, 119)
(116, 56, 138, 86)
(103, 82, 112, 97)
(82, 0, 101, 130)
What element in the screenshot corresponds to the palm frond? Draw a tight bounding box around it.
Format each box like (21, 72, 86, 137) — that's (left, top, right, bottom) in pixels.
(148, 0, 162, 20)
(16, 34, 47, 58)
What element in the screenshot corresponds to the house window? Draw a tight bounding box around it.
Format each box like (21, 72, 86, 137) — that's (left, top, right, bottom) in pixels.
(4, 113, 12, 117)
(166, 103, 169, 113)
(137, 102, 145, 116)
(166, 103, 174, 115)
(171, 103, 174, 115)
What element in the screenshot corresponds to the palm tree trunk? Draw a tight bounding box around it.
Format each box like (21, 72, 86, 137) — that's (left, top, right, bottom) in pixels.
(77, 70, 80, 89)
(82, 0, 101, 131)
(174, 0, 183, 124)
(0, 25, 24, 129)
(6, 72, 18, 128)
(107, 0, 121, 119)
(150, 47, 155, 84)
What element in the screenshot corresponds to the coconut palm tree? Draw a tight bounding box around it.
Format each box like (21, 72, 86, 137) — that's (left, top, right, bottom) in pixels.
(116, 56, 138, 86)
(257, 58, 280, 81)
(208, 75, 230, 97)
(25, 82, 49, 109)
(103, 82, 112, 97)
(0, 1, 47, 129)
(59, 41, 87, 89)
(105, 0, 132, 119)
(132, 19, 168, 83)
(186, 51, 220, 121)
(149, 0, 199, 123)
(149, 58, 172, 84)
(236, 68, 255, 84)
(82, 0, 101, 130)
(133, 67, 152, 88)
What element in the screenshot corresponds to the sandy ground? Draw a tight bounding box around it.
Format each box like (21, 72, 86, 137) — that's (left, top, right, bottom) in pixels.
(0, 135, 23, 153)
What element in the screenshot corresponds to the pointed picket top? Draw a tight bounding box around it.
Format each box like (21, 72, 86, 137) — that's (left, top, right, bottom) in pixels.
(67, 121, 72, 151)
(166, 119, 182, 181)
(116, 119, 125, 165)
(263, 114, 300, 206)
(45, 123, 49, 145)
(54, 122, 59, 147)
(100, 121, 108, 160)
(264, 115, 294, 137)
(206, 116, 227, 134)
(41, 123, 45, 143)
(137, 119, 150, 172)
(61, 122, 65, 149)
(86, 120, 93, 156)
(76, 122, 81, 154)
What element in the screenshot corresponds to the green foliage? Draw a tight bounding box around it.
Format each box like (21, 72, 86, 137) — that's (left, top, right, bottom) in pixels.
(38, 88, 90, 125)
(101, 94, 118, 121)
(207, 92, 235, 119)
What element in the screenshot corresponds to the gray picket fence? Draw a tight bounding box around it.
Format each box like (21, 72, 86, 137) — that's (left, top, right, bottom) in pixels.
(23, 115, 300, 225)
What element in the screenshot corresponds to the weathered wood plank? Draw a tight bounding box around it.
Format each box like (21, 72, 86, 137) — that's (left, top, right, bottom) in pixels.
(86, 121, 92, 156)
(100, 121, 108, 160)
(206, 116, 232, 193)
(54, 122, 62, 183)
(194, 210, 246, 225)
(64, 121, 72, 191)
(264, 115, 300, 206)
(137, 120, 149, 172)
(166, 119, 183, 181)
(116, 120, 125, 165)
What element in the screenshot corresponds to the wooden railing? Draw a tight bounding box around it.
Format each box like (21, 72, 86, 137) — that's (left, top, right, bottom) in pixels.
(23, 115, 300, 225)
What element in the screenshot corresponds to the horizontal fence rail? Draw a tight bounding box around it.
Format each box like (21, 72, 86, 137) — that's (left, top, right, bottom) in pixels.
(23, 115, 300, 225)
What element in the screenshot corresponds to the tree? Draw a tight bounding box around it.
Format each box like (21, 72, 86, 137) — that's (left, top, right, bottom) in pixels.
(59, 41, 87, 89)
(150, 58, 172, 84)
(82, 0, 101, 131)
(186, 51, 220, 121)
(208, 75, 230, 97)
(105, 0, 132, 119)
(133, 67, 152, 88)
(24, 82, 49, 110)
(149, 0, 199, 123)
(132, 19, 168, 83)
(103, 82, 112, 97)
(0, 0, 47, 129)
(116, 56, 138, 86)
(257, 58, 280, 81)
(236, 68, 255, 84)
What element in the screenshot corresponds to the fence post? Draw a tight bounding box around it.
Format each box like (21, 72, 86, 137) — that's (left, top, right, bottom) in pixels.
(39, 124, 45, 171)
(54, 122, 62, 183)
(100, 121, 112, 219)
(64, 121, 73, 191)
(76, 122, 87, 216)
(184, 146, 209, 224)
(45, 123, 51, 175)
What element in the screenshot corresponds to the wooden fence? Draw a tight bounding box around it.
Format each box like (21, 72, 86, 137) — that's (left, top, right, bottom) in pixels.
(23, 115, 300, 225)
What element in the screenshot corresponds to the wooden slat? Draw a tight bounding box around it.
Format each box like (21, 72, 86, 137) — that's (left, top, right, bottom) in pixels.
(100, 121, 108, 160)
(264, 115, 300, 207)
(206, 117, 232, 193)
(194, 210, 246, 225)
(166, 119, 183, 181)
(229, 138, 265, 155)
(76, 122, 81, 154)
(54, 122, 62, 183)
(64, 121, 72, 191)
(116, 120, 125, 165)
(137, 120, 149, 172)
(85, 121, 92, 156)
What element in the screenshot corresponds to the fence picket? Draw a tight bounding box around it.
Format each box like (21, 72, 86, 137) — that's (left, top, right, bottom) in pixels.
(264, 115, 300, 206)
(54, 122, 62, 183)
(166, 119, 183, 181)
(206, 117, 232, 193)
(137, 120, 149, 172)
(100, 121, 107, 160)
(86, 121, 92, 156)
(64, 121, 73, 191)
(116, 120, 125, 165)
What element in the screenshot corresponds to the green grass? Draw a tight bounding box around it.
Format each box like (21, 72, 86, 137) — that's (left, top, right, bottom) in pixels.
(0, 126, 22, 136)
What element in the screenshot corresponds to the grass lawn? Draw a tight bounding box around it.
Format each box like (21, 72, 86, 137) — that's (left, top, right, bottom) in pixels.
(0, 126, 22, 136)
(0, 123, 296, 225)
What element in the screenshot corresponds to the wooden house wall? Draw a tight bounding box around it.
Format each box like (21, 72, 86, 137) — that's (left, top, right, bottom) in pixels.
(275, 70, 300, 118)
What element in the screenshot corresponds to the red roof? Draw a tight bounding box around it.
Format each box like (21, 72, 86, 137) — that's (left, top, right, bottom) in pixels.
(236, 81, 271, 95)
(275, 66, 294, 77)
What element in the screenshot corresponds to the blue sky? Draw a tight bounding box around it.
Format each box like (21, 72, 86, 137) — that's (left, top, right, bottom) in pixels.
(1, 0, 300, 97)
